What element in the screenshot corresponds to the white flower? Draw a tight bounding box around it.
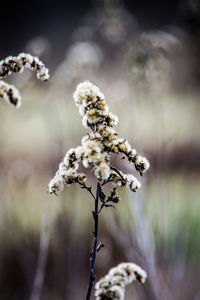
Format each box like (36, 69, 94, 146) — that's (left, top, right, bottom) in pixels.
(0, 53, 49, 81)
(94, 163, 110, 181)
(0, 80, 22, 108)
(117, 138, 132, 153)
(73, 80, 105, 107)
(82, 115, 89, 128)
(63, 148, 79, 170)
(58, 162, 68, 173)
(48, 80, 149, 195)
(83, 140, 102, 164)
(134, 155, 150, 174)
(104, 112, 119, 127)
(78, 104, 86, 116)
(141, 156, 150, 171)
(95, 262, 147, 300)
(0, 53, 49, 109)
(75, 146, 84, 160)
(49, 175, 64, 194)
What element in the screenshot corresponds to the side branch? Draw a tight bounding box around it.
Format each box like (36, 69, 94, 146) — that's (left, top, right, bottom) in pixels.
(79, 181, 96, 200)
(110, 166, 125, 182)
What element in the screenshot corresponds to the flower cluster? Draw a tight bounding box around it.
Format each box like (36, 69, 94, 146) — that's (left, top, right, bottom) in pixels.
(49, 152, 87, 195)
(95, 262, 147, 300)
(0, 53, 49, 81)
(49, 81, 149, 197)
(0, 80, 21, 108)
(0, 53, 49, 108)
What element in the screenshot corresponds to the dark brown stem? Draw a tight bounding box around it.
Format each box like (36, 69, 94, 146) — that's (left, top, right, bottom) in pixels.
(86, 182, 100, 300)
(101, 179, 112, 186)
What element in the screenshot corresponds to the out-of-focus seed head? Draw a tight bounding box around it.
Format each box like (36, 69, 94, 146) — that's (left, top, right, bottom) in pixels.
(0, 53, 49, 108)
(0, 80, 22, 108)
(0, 53, 49, 81)
(95, 262, 147, 300)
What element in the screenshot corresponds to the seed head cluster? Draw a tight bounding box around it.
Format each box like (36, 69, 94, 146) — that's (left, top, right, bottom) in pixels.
(0, 53, 49, 108)
(94, 262, 147, 300)
(0, 80, 22, 108)
(49, 81, 150, 197)
(0, 53, 49, 81)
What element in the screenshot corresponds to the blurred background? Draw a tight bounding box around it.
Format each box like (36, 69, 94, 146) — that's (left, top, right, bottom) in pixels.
(0, 0, 200, 299)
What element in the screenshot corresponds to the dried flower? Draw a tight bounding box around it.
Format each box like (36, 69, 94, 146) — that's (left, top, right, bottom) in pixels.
(48, 81, 150, 300)
(49, 81, 150, 196)
(48, 173, 65, 195)
(95, 262, 147, 300)
(0, 80, 21, 108)
(0, 53, 49, 81)
(0, 53, 49, 108)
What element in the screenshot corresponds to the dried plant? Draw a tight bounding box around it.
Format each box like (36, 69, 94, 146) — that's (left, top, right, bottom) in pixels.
(95, 262, 147, 300)
(0, 80, 22, 108)
(48, 80, 149, 299)
(0, 52, 50, 300)
(0, 53, 49, 108)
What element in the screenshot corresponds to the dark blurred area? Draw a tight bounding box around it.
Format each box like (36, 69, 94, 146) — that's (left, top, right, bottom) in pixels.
(0, 0, 180, 57)
(1, 0, 200, 91)
(0, 0, 200, 299)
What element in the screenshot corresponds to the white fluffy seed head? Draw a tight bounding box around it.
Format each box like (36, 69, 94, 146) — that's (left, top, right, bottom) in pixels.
(83, 141, 102, 164)
(134, 155, 150, 175)
(94, 163, 110, 181)
(141, 156, 150, 171)
(0, 53, 49, 81)
(117, 138, 132, 153)
(0, 80, 22, 108)
(49, 175, 64, 195)
(63, 148, 79, 170)
(95, 262, 147, 300)
(75, 146, 84, 160)
(0, 53, 49, 109)
(48, 80, 149, 195)
(73, 80, 105, 107)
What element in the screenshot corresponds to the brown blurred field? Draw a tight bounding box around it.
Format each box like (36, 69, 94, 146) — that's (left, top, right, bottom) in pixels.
(0, 1, 200, 299)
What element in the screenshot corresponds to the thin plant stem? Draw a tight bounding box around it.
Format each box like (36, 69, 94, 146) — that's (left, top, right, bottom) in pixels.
(86, 182, 100, 300)
(30, 201, 50, 300)
(110, 166, 125, 181)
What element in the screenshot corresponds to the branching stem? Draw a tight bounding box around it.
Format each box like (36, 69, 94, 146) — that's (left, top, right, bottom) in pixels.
(79, 181, 96, 200)
(110, 166, 125, 181)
